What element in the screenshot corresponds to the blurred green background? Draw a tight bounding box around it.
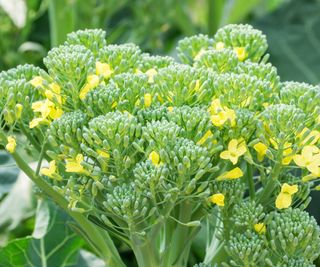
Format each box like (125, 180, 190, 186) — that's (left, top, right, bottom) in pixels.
(1, 0, 320, 266)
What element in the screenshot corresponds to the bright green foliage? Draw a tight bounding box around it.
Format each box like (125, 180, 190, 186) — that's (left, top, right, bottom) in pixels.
(1, 24, 320, 267)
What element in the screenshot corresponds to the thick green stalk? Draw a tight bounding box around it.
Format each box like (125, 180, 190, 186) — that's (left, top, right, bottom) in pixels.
(166, 201, 193, 267)
(0, 131, 125, 267)
(131, 237, 159, 267)
(246, 163, 255, 200)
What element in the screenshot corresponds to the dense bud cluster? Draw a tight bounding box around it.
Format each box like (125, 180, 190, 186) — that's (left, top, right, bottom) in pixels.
(1, 24, 320, 266)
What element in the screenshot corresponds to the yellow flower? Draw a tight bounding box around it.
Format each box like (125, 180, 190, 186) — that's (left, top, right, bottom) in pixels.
(40, 160, 57, 178)
(254, 223, 266, 234)
(66, 154, 87, 173)
(215, 42, 225, 51)
(97, 150, 110, 158)
(144, 93, 152, 107)
(45, 83, 62, 104)
(253, 142, 268, 161)
(145, 68, 157, 83)
(275, 183, 298, 209)
(234, 47, 247, 61)
(315, 185, 320, 191)
(270, 140, 294, 165)
(79, 75, 100, 100)
(197, 130, 213, 145)
(220, 139, 247, 164)
(96, 62, 113, 78)
(209, 193, 225, 206)
(149, 151, 160, 166)
(29, 117, 49, 128)
(209, 99, 236, 127)
(293, 145, 320, 175)
(167, 106, 174, 112)
(302, 174, 319, 182)
(30, 76, 44, 87)
(217, 167, 243, 181)
(297, 127, 320, 146)
(6, 136, 16, 153)
(31, 99, 63, 121)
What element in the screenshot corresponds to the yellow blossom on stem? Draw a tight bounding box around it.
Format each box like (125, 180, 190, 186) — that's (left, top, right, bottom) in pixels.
(209, 99, 236, 127)
(145, 68, 157, 83)
(29, 118, 50, 128)
(79, 75, 100, 100)
(293, 145, 320, 175)
(66, 154, 87, 174)
(209, 193, 225, 206)
(234, 47, 247, 61)
(253, 142, 268, 161)
(149, 151, 160, 166)
(167, 106, 174, 112)
(254, 223, 266, 234)
(97, 150, 110, 158)
(40, 160, 58, 179)
(96, 62, 113, 79)
(30, 76, 44, 88)
(275, 183, 298, 209)
(220, 139, 247, 164)
(6, 136, 16, 153)
(197, 130, 213, 145)
(297, 127, 320, 146)
(217, 167, 243, 181)
(144, 93, 152, 107)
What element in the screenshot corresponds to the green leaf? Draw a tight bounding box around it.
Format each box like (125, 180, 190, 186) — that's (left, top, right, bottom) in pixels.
(0, 165, 34, 231)
(0, 151, 19, 198)
(0, 201, 84, 267)
(32, 200, 50, 239)
(253, 0, 320, 83)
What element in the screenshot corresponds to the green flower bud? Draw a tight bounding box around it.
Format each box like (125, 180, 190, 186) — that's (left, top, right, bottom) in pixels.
(267, 208, 320, 261)
(194, 49, 239, 73)
(65, 29, 107, 55)
(177, 34, 213, 64)
(226, 230, 269, 266)
(213, 24, 268, 62)
(98, 43, 141, 74)
(136, 53, 175, 71)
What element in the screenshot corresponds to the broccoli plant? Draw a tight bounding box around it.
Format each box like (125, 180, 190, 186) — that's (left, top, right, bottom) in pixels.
(1, 25, 320, 267)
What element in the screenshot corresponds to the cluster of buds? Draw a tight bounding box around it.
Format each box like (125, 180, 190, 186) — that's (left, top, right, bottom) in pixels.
(1, 24, 320, 266)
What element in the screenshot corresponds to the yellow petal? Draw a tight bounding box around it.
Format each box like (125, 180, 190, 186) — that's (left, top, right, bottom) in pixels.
(253, 142, 268, 161)
(276, 192, 292, 209)
(30, 76, 44, 87)
(96, 62, 113, 78)
(234, 47, 247, 61)
(5, 136, 16, 153)
(293, 154, 306, 167)
(149, 151, 160, 166)
(209, 193, 225, 206)
(144, 93, 152, 108)
(145, 68, 157, 83)
(217, 167, 243, 181)
(254, 223, 266, 234)
(29, 118, 49, 128)
(197, 130, 213, 145)
(281, 183, 298, 195)
(40, 160, 56, 178)
(97, 150, 110, 158)
(228, 139, 238, 153)
(220, 151, 230, 160)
